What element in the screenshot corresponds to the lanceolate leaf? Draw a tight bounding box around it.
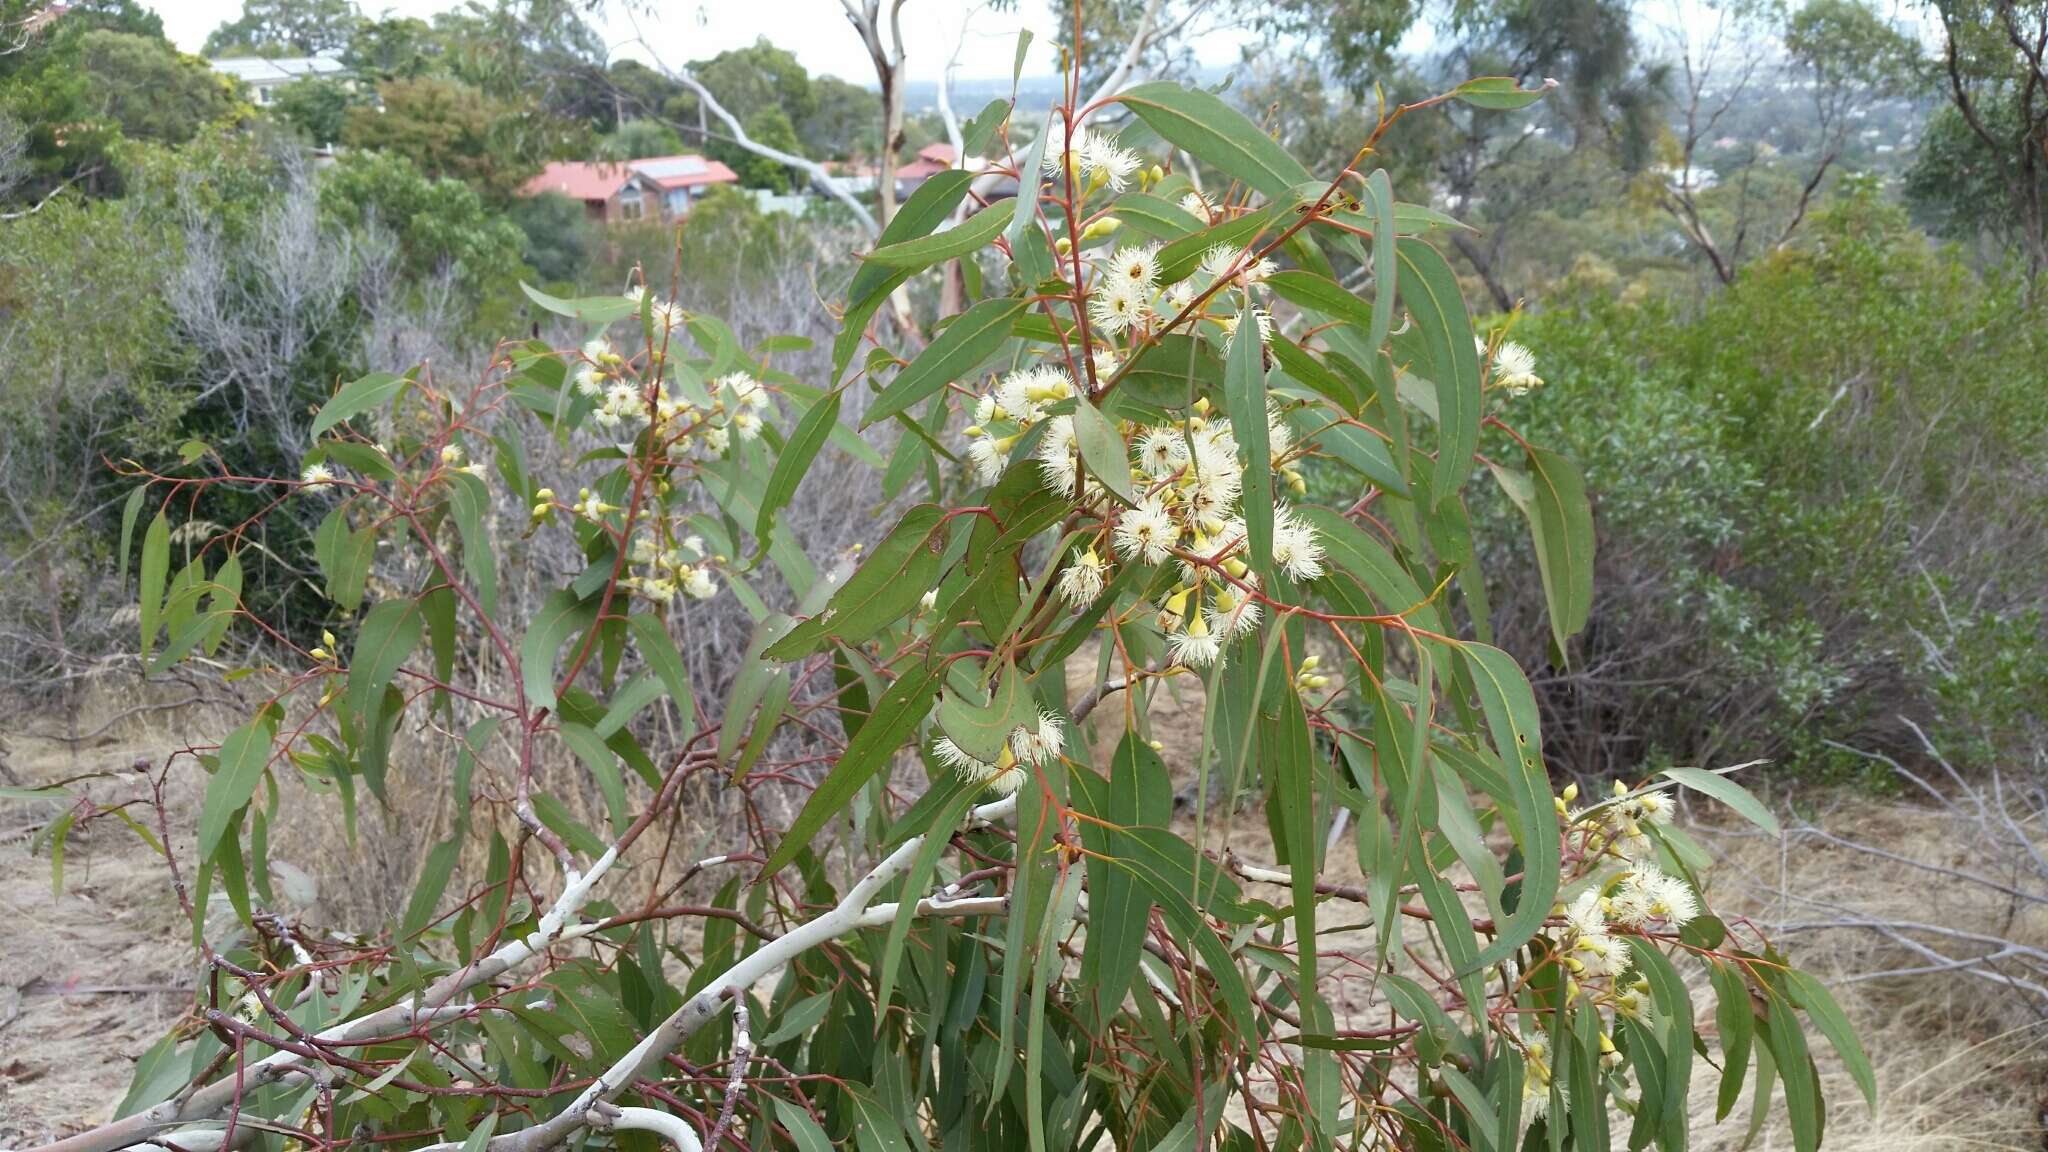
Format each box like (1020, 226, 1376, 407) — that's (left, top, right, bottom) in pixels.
(1760, 986, 1824, 1152)
(767, 505, 946, 659)
(1118, 81, 1313, 199)
(1070, 395, 1138, 506)
(310, 372, 408, 439)
(1662, 765, 1781, 834)
(137, 511, 168, 663)
(1456, 643, 1559, 973)
(758, 389, 843, 542)
(1394, 238, 1480, 507)
(1786, 968, 1875, 1109)
(934, 659, 1031, 763)
(446, 472, 498, 616)
(521, 589, 599, 714)
(1491, 446, 1595, 653)
(197, 711, 277, 863)
(1225, 311, 1274, 583)
(863, 201, 1014, 270)
(762, 657, 943, 874)
(862, 297, 1025, 428)
(1075, 737, 1172, 1025)
(1264, 671, 1319, 991)
(626, 612, 698, 743)
(835, 171, 976, 381)
(347, 599, 423, 749)
(1265, 269, 1374, 334)
(1453, 76, 1556, 110)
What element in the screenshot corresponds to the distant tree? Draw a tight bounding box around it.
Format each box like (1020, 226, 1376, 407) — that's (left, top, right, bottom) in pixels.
(709, 104, 802, 192)
(342, 15, 439, 80)
(602, 60, 682, 131)
(505, 189, 599, 284)
(431, 0, 607, 134)
(344, 76, 537, 200)
(76, 30, 238, 145)
(1919, 0, 2048, 276)
(317, 149, 523, 292)
(1650, 0, 1915, 285)
(797, 75, 881, 159)
(1906, 92, 2048, 259)
(269, 76, 363, 144)
(203, 0, 360, 57)
(599, 117, 684, 160)
(1357, 0, 1666, 307)
(669, 39, 817, 134)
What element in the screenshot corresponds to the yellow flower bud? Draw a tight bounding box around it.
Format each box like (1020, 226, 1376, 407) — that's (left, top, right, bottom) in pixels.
(1561, 781, 1579, 803)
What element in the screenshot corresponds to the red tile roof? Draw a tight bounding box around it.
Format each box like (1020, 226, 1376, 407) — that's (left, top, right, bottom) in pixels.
(522, 161, 642, 203)
(917, 142, 957, 166)
(631, 154, 740, 190)
(521, 156, 739, 202)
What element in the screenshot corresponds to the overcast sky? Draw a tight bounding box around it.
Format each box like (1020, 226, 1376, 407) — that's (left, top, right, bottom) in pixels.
(148, 1, 1261, 83)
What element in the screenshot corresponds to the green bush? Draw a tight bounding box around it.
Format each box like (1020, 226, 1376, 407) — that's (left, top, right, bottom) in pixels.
(1497, 185, 2048, 780)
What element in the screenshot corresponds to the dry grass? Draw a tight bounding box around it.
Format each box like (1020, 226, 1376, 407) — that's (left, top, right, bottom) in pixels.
(1687, 798, 2048, 1151)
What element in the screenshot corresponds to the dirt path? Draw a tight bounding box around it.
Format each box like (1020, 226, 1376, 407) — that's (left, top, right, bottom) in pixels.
(0, 727, 194, 1146)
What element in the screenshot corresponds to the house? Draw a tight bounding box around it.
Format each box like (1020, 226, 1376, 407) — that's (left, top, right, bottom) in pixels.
(519, 155, 739, 224)
(894, 142, 956, 194)
(631, 154, 743, 218)
(209, 56, 350, 106)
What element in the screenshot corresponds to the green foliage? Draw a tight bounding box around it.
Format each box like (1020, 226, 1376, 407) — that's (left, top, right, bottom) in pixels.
(74, 30, 239, 146)
(317, 149, 525, 295)
(505, 190, 600, 285)
(268, 75, 368, 145)
(203, 0, 360, 57)
(599, 117, 684, 161)
(58, 66, 1877, 1152)
(1500, 187, 2048, 779)
(344, 76, 538, 199)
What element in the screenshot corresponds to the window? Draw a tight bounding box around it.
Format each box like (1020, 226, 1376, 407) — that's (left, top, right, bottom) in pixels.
(618, 191, 644, 221)
(667, 189, 688, 216)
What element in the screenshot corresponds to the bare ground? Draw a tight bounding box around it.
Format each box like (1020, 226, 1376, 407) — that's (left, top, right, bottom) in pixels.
(1, 680, 2043, 1150)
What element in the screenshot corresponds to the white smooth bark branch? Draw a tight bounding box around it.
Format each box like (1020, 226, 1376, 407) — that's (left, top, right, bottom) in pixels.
(44, 673, 1134, 1152)
(663, 65, 881, 238)
(412, 794, 1018, 1152)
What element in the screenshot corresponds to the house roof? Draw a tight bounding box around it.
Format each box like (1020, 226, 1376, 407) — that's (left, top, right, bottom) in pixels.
(917, 142, 957, 166)
(630, 154, 740, 190)
(209, 56, 348, 83)
(895, 158, 951, 181)
(521, 161, 650, 203)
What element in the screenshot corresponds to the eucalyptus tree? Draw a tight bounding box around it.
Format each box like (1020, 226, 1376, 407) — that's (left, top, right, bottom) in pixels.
(21, 56, 1865, 1152)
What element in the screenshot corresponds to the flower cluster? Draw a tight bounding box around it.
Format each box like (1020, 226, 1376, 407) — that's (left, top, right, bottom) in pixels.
(622, 532, 721, 605)
(1080, 238, 1277, 352)
(933, 711, 1066, 796)
(1096, 400, 1323, 668)
(1564, 778, 1676, 864)
(1525, 785, 1705, 1125)
(955, 337, 1327, 670)
(573, 333, 773, 456)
